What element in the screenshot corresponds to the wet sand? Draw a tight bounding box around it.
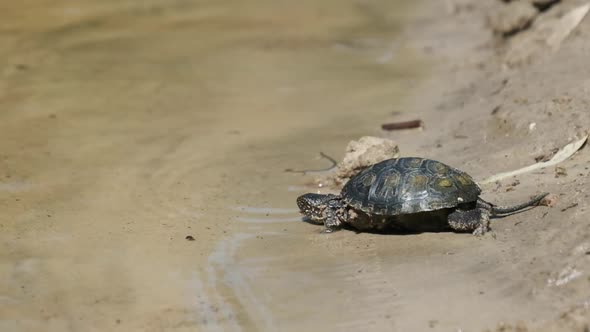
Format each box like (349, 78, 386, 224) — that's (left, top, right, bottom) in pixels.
(2, 1, 590, 331)
(0, 1, 418, 331)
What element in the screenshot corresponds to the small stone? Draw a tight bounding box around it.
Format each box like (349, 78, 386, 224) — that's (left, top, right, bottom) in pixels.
(540, 194, 558, 207)
(319, 136, 399, 187)
(555, 166, 567, 178)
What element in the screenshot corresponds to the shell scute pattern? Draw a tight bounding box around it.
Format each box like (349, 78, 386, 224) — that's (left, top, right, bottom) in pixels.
(341, 157, 481, 215)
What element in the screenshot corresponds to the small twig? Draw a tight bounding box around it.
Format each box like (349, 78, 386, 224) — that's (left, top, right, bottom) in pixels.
(490, 79, 508, 96)
(381, 119, 423, 131)
(285, 152, 338, 174)
(318, 152, 337, 168)
(561, 202, 578, 212)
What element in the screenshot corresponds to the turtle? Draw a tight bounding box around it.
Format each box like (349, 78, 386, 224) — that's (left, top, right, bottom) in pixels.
(296, 157, 549, 235)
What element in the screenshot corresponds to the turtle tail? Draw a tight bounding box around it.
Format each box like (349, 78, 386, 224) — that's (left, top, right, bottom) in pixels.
(489, 193, 549, 216)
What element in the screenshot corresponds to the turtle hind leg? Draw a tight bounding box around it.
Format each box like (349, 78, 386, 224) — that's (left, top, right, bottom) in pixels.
(448, 207, 491, 236)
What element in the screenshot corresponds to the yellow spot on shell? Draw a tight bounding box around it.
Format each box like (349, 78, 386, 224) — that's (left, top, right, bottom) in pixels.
(383, 174, 400, 186)
(456, 174, 472, 185)
(438, 178, 452, 187)
(435, 163, 449, 173)
(362, 174, 375, 186)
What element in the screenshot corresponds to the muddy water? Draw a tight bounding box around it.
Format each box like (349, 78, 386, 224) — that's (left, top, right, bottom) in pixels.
(0, 1, 553, 332)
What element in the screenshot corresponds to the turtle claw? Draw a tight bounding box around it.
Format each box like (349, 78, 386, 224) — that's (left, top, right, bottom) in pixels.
(321, 227, 338, 234)
(472, 225, 488, 236)
(472, 225, 497, 239)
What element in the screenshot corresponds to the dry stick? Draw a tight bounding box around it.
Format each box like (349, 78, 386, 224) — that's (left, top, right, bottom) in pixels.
(481, 135, 588, 184)
(381, 119, 423, 131)
(285, 152, 338, 174)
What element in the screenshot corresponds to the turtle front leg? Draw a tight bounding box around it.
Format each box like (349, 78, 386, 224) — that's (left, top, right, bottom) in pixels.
(322, 200, 347, 233)
(448, 207, 491, 236)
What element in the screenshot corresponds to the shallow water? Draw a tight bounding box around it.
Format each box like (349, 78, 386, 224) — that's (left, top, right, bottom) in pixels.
(0, 1, 554, 331)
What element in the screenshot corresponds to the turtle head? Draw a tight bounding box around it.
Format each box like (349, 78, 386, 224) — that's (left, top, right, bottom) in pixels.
(296, 193, 338, 222)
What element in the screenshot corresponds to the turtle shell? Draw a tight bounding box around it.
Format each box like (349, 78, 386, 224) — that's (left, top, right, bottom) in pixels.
(340, 157, 481, 215)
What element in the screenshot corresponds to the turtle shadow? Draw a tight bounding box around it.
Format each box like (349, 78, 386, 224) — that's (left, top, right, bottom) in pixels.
(301, 206, 536, 235)
(344, 205, 541, 235)
(300, 216, 455, 235)
(299, 205, 539, 236)
(347, 226, 453, 235)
